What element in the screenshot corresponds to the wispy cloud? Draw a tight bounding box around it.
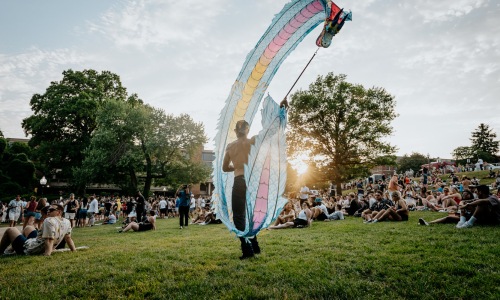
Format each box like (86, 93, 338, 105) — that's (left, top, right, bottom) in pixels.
(0, 47, 93, 136)
(88, 0, 228, 50)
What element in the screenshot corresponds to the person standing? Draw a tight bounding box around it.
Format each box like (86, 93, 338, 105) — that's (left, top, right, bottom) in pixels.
(159, 197, 168, 219)
(299, 185, 311, 206)
(177, 185, 191, 229)
(23, 196, 38, 229)
(222, 120, 260, 259)
(8, 195, 22, 227)
(87, 196, 99, 226)
(64, 193, 79, 228)
(136, 191, 146, 223)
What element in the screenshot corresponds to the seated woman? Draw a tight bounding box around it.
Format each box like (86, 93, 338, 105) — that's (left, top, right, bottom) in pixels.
(273, 202, 295, 226)
(439, 186, 462, 212)
(370, 191, 408, 223)
(119, 210, 156, 233)
(419, 189, 475, 225)
(267, 202, 312, 229)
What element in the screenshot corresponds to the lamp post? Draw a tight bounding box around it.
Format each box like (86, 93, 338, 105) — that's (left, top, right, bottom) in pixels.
(163, 187, 166, 197)
(40, 176, 47, 196)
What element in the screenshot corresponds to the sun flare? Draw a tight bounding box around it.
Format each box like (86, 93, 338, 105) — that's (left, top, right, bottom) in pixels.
(289, 153, 310, 175)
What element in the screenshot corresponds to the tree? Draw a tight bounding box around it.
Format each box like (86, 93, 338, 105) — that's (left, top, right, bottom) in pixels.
(470, 123, 499, 162)
(0, 137, 36, 196)
(287, 73, 397, 194)
(397, 152, 429, 173)
(75, 99, 210, 195)
(22, 69, 128, 181)
(452, 146, 474, 165)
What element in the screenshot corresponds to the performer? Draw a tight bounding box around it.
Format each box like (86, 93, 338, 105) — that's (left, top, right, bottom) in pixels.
(222, 120, 260, 259)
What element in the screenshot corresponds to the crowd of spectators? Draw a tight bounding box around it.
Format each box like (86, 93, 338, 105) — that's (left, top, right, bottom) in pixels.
(1, 169, 499, 256)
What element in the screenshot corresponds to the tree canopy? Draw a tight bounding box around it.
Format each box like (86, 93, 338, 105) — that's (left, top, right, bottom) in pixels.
(452, 123, 499, 163)
(397, 152, 429, 173)
(287, 73, 397, 193)
(471, 123, 499, 162)
(74, 98, 210, 195)
(0, 138, 36, 196)
(22, 69, 128, 180)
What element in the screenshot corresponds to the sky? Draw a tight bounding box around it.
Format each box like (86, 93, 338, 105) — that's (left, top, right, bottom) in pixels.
(1, 0, 499, 159)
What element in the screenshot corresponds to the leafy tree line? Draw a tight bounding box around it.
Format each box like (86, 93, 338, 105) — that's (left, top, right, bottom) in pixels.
(287, 73, 398, 194)
(0, 137, 35, 196)
(452, 123, 499, 164)
(22, 69, 210, 195)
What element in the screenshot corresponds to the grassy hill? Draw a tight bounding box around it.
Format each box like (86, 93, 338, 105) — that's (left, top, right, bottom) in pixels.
(1, 211, 499, 299)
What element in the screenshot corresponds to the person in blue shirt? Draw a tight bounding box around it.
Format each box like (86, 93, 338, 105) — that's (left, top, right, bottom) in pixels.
(176, 185, 191, 229)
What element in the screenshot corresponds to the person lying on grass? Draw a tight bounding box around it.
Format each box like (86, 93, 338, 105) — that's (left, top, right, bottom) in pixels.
(119, 210, 156, 233)
(419, 189, 475, 226)
(0, 204, 76, 256)
(369, 191, 409, 223)
(324, 204, 344, 221)
(268, 202, 312, 229)
(456, 185, 500, 229)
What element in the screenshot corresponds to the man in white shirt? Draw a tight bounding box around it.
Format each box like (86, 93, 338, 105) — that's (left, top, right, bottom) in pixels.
(8, 195, 22, 227)
(299, 185, 310, 205)
(159, 197, 168, 219)
(87, 196, 99, 226)
(190, 195, 196, 215)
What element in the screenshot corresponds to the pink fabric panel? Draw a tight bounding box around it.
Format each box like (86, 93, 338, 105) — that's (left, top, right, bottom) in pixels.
(252, 154, 271, 230)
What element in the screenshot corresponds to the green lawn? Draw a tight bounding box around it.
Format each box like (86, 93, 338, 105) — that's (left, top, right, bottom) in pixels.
(1, 212, 499, 299)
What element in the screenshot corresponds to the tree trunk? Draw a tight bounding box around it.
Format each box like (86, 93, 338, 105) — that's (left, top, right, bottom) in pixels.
(143, 151, 152, 197)
(336, 182, 342, 196)
(129, 165, 138, 191)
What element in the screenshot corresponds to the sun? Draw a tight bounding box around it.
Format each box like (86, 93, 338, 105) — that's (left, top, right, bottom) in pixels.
(289, 153, 309, 175)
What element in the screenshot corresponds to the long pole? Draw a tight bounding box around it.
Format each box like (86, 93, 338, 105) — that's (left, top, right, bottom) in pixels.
(284, 48, 320, 99)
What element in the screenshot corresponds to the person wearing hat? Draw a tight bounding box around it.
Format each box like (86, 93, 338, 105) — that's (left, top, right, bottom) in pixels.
(0, 204, 76, 256)
(222, 119, 260, 259)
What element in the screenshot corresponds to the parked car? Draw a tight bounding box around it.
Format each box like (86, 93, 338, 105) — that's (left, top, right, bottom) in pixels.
(486, 163, 500, 170)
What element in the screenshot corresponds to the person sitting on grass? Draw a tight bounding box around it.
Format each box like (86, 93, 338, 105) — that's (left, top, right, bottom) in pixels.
(363, 192, 393, 223)
(370, 191, 409, 223)
(419, 189, 475, 226)
(457, 186, 500, 228)
(324, 204, 344, 221)
(438, 186, 462, 212)
(273, 201, 295, 226)
(416, 190, 441, 211)
(190, 207, 207, 225)
(119, 210, 156, 233)
(310, 198, 329, 221)
(102, 213, 117, 225)
(268, 202, 312, 229)
(0, 204, 76, 256)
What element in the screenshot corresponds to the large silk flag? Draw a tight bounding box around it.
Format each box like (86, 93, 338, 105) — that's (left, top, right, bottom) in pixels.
(213, 0, 352, 238)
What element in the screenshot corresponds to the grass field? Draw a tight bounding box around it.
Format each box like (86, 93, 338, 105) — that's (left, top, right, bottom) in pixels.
(1, 211, 499, 300)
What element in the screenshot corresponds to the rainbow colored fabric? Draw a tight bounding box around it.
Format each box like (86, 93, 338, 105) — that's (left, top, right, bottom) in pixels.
(213, 0, 352, 238)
